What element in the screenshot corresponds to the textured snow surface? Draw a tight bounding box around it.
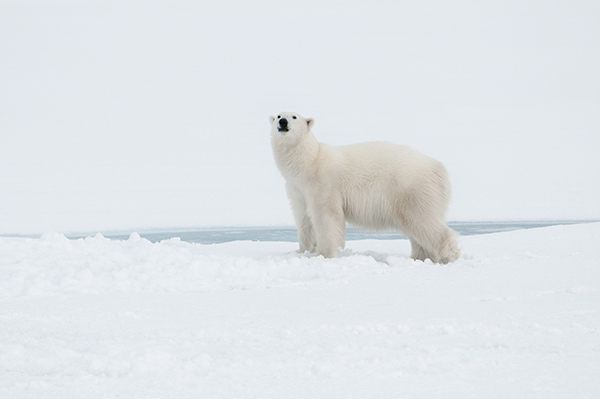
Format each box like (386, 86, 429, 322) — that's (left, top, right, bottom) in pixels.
(1, 223, 599, 398)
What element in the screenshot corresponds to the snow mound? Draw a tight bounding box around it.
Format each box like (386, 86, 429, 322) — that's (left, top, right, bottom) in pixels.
(0, 231, 410, 297)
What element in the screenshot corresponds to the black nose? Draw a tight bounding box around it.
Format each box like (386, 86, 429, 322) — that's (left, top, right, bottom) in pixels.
(279, 118, 288, 128)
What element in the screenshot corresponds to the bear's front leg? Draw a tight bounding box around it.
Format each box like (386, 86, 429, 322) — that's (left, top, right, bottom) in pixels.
(309, 197, 346, 258)
(297, 214, 317, 253)
(287, 183, 317, 253)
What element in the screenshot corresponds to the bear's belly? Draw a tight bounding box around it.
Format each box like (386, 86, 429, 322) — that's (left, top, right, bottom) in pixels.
(342, 192, 404, 231)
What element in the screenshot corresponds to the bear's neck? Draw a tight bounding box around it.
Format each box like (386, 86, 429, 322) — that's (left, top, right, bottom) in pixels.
(273, 132, 320, 180)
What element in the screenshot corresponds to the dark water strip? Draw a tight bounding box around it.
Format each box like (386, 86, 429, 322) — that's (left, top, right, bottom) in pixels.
(68, 220, 598, 244)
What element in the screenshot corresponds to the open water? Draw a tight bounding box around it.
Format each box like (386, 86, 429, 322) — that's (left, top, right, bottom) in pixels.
(69, 220, 598, 244)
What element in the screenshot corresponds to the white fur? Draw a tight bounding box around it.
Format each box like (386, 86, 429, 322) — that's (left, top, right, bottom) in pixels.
(270, 112, 460, 263)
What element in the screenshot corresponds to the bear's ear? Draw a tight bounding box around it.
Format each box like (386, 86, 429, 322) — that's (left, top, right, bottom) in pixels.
(306, 118, 315, 129)
(269, 115, 276, 125)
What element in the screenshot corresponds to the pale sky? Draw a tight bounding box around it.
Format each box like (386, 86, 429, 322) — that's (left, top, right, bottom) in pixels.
(1, 0, 599, 235)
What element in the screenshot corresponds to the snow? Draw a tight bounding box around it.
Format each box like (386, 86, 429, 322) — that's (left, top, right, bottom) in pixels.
(2, 223, 599, 398)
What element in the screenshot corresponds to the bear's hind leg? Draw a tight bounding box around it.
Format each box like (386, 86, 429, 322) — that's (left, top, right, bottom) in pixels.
(403, 219, 459, 264)
(410, 239, 430, 262)
(400, 189, 459, 264)
(438, 226, 460, 264)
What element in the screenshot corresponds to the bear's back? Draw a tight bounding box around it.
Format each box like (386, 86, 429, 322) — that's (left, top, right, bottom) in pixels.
(337, 141, 439, 178)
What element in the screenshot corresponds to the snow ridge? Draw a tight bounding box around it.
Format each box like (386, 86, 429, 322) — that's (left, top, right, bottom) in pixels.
(1, 232, 401, 297)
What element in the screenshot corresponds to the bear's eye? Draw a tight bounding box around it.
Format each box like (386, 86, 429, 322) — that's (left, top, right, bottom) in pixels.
(277, 115, 281, 119)
(292, 116, 297, 119)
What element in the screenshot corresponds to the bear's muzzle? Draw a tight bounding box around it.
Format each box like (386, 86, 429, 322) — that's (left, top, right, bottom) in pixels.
(277, 118, 289, 133)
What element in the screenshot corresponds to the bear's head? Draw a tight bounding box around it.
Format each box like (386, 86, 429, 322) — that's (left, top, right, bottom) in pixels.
(269, 112, 315, 142)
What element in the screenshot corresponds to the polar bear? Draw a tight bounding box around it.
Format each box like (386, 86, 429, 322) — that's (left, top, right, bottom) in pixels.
(270, 112, 460, 264)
